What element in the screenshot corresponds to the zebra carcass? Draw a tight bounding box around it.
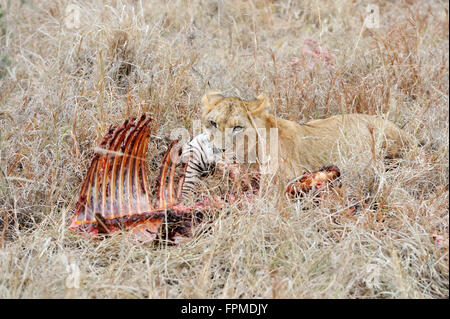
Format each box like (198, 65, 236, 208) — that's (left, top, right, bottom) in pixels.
(70, 115, 342, 244)
(69, 115, 236, 244)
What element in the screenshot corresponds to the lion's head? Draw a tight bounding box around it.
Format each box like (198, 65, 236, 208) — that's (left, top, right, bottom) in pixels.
(200, 90, 272, 163)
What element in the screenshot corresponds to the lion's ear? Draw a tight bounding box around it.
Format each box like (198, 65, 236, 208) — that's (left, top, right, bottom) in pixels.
(249, 93, 270, 115)
(201, 90, 224, 111)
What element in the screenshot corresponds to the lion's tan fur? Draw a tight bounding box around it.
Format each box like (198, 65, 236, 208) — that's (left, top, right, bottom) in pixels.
(201, 91, 413, 179)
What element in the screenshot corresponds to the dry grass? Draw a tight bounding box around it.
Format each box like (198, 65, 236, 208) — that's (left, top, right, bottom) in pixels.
(0, 0, 448, 298)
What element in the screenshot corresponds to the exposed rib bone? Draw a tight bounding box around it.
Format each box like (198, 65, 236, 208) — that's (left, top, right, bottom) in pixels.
(71, 116, 159, 232)
(154, 140, 184, 210)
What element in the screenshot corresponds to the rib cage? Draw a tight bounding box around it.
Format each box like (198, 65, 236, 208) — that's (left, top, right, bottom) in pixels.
(70, 115, 186, 234)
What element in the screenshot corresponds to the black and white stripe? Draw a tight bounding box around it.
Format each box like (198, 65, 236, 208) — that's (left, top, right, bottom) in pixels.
(180, 133, 217, 198)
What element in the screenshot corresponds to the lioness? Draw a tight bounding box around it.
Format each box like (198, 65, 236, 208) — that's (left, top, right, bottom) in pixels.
(201, 90, 413, 180)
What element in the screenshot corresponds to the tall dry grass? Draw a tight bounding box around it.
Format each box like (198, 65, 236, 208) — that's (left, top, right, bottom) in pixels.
(0, 0, 448, 298)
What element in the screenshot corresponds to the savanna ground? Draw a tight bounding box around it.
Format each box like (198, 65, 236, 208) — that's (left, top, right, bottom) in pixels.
(0, 0, 448, 298)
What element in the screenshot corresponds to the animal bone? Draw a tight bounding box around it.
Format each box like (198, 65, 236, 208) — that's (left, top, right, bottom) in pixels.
(285, 165, 341, 198)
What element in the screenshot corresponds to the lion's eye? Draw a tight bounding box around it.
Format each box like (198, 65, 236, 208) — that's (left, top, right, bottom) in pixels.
(233, 126, 244, 133)
(209, 120, 217, 128)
